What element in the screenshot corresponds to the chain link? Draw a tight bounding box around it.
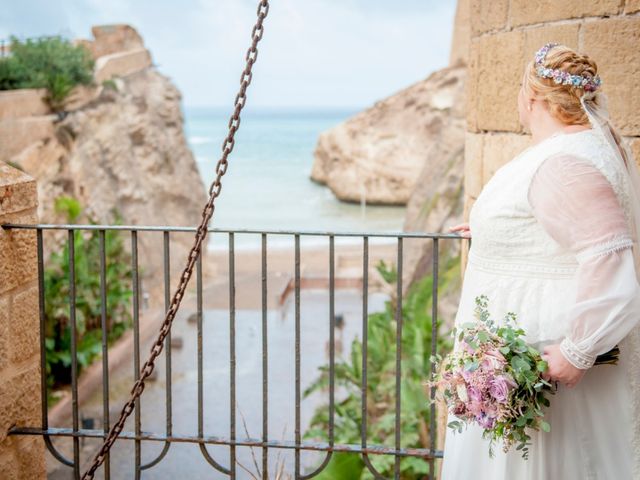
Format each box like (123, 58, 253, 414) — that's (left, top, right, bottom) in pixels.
(80, 1, 270, 477)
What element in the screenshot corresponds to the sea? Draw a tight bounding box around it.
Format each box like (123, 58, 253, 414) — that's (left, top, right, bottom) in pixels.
(184, 107, 407, 252)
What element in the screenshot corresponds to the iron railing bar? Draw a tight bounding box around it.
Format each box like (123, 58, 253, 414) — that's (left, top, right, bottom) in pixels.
(429, 238, 439, 480)
(294, 234, 301, 478)
(229, 232, 237, 479)
(261, 232, 269, 478)
(98, 230, 111, 479)
(38, 229, 75, 467)
(196, 249, 231, 474)
(394, 237, 403, 480)
(1, 222, 463, 239)
(132, 231, 141, 480)
(69, 229, 81, 479)
(10, 427, 444, 458)
(140, 232, 173, 470)
(299, 235, 337, 479)
(360, 236, 386, 480)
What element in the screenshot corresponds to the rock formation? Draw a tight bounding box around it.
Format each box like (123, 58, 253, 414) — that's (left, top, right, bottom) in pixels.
(4, 25, 207, 302)
(310, 66, 465, 206)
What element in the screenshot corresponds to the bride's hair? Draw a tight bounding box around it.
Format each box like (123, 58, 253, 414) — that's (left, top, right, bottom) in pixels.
(523, 44, 632, 168)
(522, 44, 599, 126)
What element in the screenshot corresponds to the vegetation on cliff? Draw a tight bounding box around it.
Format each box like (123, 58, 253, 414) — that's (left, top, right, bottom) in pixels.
(304, 253, 460, 478)
(0, 35, 94, 109)
(44, 197, 133, 393)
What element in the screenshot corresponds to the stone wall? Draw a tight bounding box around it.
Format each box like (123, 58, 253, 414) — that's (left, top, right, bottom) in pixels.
(0, 163, 46, 479)
(0, 24, 154, 164)
(463, 0, 640, 236)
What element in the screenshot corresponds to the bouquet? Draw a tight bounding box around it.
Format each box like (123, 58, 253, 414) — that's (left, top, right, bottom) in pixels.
(427, 294, 619, 460)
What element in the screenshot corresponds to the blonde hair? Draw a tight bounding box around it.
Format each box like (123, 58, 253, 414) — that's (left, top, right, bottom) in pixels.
(522, 44, 599, 126)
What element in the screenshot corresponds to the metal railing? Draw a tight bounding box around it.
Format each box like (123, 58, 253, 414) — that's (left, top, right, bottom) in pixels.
(3, 223, 465, 479)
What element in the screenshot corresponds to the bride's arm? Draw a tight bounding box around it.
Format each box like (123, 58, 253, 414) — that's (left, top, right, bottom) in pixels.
(528, 153, 640, 370)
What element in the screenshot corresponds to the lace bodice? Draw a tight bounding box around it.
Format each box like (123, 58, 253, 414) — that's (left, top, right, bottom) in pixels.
(468, 128, 640, 370)
(469, 129, 633, 272)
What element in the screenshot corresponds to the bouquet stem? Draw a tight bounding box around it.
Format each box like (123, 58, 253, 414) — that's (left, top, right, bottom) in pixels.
(594, 344, 620, 366)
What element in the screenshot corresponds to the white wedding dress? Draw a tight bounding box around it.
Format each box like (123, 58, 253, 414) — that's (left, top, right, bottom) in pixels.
(440, 128, 640, 479)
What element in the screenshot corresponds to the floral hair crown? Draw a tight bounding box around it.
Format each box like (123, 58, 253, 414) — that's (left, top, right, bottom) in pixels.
(534, 42, 602, 92)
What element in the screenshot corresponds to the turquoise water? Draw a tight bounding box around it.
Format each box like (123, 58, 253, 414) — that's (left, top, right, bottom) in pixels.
(184, 107, 407, 251)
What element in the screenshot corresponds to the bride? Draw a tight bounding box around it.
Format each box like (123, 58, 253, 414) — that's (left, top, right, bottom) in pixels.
(440, 43, 640, 479)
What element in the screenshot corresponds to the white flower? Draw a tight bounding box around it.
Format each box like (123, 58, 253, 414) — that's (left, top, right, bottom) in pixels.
(456, 383, 469, 402)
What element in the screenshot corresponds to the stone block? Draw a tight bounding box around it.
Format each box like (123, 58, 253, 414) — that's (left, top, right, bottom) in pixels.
(0, 89, 50, 121)
(95, 48, 152, 83)
(510, 0, 620, 27)
(0, 365, 41, 443)
(90, 24, 145, 58)
(582, 17, 640, 136)
(0, 207, 38, 295)
(8, 282, 39, 363)
(0, 116, 55, 162)
(629, 137, 640, 170)
(449, 0, 471, 66)
(0, 295, 8, 369)
(626, 0, 640, 13)
(464, 132, 484, 198)
(522, 24, 580, 71)
(0, 436, 46, 480)
(467, 31, 525, 133)
(0, 163, 37, 215)
(482, 132, 532, 185)
(469, 0, 509, 36)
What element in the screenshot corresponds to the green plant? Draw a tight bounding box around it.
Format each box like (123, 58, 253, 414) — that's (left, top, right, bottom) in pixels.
(44, 196, 133, 391)
(0, 35, 94, 110)
(303, 252, 460, 479)
(101, 78, 118, 92)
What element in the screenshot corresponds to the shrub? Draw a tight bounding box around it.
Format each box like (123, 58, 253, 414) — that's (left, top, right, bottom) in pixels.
(304, 253, 460, 479)
(44, 196, 133, 390)
(0, 35, 94, 110)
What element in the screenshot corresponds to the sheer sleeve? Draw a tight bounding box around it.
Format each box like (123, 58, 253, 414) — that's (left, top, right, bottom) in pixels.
(528, 153, 640, 370)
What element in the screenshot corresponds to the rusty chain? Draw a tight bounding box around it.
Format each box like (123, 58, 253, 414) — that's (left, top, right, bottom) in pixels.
(81, 1, 270, 477)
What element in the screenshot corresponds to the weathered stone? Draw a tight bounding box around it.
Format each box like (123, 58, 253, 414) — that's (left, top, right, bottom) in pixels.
(464, 132, 484, 198)
(0, 163, 37, 215)
(0, 365, 41, 443)
(582, 17, 640, 136)
(9, 282, 39, 363)
(449, 0, 471, 66)
(522, 24, 580, 71)
(467, 31, 524, 133)
(626, 0, 640, 14)
(0, 295, 8, 369)
(311, 64, 466, 205)
(89, 24, 145, 58)
(469, 0, 509, 36)
(481, 133, 532, 185)
(0, 89, 50, 121)
(0, 116, 55, 161)
(95, 48, 153, 83)
(0, 209, 38, 295)
(629, 137, 640, 170)
(0, 435, 45, 479)
(510, 0, 620, 27)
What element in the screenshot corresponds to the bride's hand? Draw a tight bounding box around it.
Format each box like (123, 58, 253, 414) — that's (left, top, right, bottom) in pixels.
(448, 222, 471, 238)
(540, 344, 587, 389)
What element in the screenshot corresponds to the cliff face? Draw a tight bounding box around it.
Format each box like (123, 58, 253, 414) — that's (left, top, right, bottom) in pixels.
(310, 65, 465, 206)
(310, 64, 466, 294)
(5, 25, 207, 300)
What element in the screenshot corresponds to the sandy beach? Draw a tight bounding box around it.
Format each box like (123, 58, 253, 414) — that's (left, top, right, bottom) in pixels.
(198, 239, 401, 310)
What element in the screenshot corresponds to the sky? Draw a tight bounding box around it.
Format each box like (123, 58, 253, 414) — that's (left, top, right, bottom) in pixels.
(1, 0, 458, 109)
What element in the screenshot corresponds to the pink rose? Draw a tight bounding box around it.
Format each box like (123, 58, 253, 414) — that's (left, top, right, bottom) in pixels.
(489, 375, 516, 403)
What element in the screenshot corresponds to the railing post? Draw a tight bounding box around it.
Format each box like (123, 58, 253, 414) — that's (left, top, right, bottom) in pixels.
(0, 162, 46, 478)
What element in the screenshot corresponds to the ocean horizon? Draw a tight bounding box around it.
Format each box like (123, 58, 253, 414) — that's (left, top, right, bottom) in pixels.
(184, 106, 408, 252)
